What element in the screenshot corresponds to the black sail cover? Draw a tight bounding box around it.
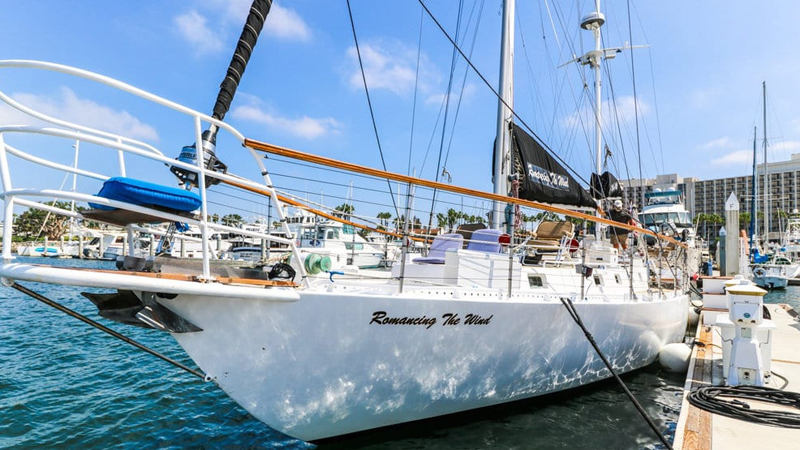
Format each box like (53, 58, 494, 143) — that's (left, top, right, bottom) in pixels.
(510, 124, 596, 208)
(590, 171, 623, 199)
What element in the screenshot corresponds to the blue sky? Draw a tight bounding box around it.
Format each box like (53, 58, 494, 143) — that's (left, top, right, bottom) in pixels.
(2, 1, 800, 223)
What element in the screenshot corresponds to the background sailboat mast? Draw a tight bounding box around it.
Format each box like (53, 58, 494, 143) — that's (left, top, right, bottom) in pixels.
(491, 0, 515, 230)
(751, 126, 757, 257)
(763, 81, 769, 241)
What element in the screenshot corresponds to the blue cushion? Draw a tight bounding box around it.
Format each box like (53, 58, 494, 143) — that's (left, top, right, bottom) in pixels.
(413, 234, 463, 265)
(467, 229, 504, 253)
(89, 177, 202, 212)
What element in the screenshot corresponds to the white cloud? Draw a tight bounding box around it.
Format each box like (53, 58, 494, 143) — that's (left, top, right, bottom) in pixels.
(201, 0, 311, 42)
(265, 4, 312, 42)
(0, 87, 158, 141)
(174, 10, 224, 54)
(791, 118, 800, 135)
(711, 150, 751, 166)
(689, 88, 721, 109)
(346, 41, 438, 96)
(772, 140, 800, 153)
(231, 102, 341, 140)
(560, 96, 649, 130)
(700, 137, 732, 149)
(425, 83, 477, 106)
(609, 95, 650, 122)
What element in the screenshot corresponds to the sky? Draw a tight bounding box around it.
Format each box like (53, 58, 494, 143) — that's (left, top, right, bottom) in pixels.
(2, 0, 800, 224)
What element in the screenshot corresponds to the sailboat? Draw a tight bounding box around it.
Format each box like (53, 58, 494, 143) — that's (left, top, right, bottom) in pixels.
(0, 0, 690, 442)
(749, 82, 788, 289)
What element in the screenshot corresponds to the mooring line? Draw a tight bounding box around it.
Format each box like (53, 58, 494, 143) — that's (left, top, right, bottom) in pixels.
(559, 297, 674, 450)
(10, 282, 207, 381)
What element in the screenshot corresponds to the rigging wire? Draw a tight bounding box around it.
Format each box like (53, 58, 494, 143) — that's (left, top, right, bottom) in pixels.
(442, 0, 486, 168)
(626, 0, 666, 174)
(627, 0, 645, 212)
(547, 0, 603, 177)
(426, 0, 465, 234)
(416, 0, 593, 188)
(345, 0, 400, 219)
(407, 6, 424, 178)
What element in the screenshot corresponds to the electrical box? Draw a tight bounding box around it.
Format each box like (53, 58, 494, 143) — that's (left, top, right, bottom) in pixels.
(719, 281, 774, 386)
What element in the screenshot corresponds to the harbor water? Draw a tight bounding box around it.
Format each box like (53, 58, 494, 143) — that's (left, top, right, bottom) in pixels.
(5, 257, 792, 449)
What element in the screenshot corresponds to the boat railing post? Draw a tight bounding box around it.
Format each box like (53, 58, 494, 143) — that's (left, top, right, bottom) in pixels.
(657, 239, 663, 295)
(127, 224, 136, 257)
(78, 235, 84, 259)
(116, 137, 126, 177)
(1, 130, 15, 260)
(398, 180, 414, 294)
(193, 117, 211, 280)
(507, 236, 514, 297)
(122, 232, 128, 257)
(245, 146, 309, 287)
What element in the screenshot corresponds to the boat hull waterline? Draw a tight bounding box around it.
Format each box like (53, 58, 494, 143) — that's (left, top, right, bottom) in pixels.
(162, 289, 689, 441)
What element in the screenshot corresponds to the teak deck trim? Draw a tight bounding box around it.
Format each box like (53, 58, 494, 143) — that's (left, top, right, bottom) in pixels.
(39, 264, 298, 287)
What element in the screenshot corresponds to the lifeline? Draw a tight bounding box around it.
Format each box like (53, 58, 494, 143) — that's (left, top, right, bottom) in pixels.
(370, 311, 437, 329)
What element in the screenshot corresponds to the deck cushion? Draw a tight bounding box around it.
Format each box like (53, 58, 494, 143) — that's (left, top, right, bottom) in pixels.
(89, 177, 201, 212)
(413, 234, 463, 265)
(466, 229, 503, 253)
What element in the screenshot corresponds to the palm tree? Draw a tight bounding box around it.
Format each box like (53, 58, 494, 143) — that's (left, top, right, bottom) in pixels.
(445, 208, 460, 232)
(376, 212, 392, 229)
(221, 214, 243, 227)
(334, 203, 354, 220)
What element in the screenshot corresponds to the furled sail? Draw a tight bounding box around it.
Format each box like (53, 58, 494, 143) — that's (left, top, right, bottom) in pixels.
(590, 171, 623, 199)
(510, 124, 596, 208)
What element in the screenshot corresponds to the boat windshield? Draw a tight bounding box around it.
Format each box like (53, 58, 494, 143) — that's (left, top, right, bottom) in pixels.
(640, 212, 692, 228)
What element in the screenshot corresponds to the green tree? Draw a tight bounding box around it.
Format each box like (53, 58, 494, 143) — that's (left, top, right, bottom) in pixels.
(739, 212, 751, 230)
(334, 203, 354, 220)
(376, 211, 392, 228)
(436, 212, 446, 228)
(445, 208, 460, 231)
(221, 214, 243, 227)
(15, 201, 74, 240)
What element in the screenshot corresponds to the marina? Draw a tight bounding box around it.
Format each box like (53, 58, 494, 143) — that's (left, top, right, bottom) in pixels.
(2, 0, 800, 448)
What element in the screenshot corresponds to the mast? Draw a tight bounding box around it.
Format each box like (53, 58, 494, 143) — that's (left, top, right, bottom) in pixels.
(750, 126, 757, 259)
(763, 81, 769, 243)
(576, 1, 606, 234)
(491, 0, 515, 230)
(585, 0, 605, 175)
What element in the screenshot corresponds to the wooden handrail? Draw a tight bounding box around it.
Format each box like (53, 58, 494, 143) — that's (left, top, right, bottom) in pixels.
(244, 138, 688, 249)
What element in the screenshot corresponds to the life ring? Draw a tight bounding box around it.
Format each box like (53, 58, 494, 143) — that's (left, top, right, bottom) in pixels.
(753, 267, 767, 278)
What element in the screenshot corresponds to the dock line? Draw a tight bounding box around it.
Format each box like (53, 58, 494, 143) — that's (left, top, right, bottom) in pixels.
(559, 297, 674, 450)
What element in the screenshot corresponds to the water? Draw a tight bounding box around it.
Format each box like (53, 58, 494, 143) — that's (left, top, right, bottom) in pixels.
(1, 257, 741, 450)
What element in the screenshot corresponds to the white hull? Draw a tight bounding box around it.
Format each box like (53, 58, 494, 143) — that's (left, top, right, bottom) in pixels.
(163, 288, 688, 441)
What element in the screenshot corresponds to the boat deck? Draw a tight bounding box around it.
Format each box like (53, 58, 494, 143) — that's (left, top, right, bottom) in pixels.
(673, 304, 800, 449)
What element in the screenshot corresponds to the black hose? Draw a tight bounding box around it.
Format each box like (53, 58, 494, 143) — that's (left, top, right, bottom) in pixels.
(559, 297, 674, 449)
(688, 385, 800, 428)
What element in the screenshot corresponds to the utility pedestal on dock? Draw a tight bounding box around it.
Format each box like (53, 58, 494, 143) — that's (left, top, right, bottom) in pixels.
(674, 286, 800, 449)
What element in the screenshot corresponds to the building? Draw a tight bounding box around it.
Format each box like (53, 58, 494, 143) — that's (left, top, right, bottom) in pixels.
(621, 153, 800, 241)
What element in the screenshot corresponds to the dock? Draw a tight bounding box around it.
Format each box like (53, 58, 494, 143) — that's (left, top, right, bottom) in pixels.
(673, 303, 800, 449)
